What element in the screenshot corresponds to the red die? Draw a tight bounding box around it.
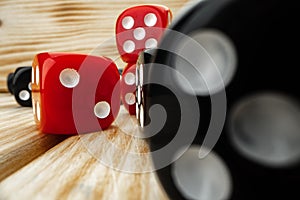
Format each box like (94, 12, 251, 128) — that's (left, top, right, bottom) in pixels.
(121, 63, 137, 115)
(116, 5, 172, 63)
(31, 53, 121, 134)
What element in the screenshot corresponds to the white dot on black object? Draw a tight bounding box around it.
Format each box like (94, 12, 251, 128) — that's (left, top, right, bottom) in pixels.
(172, 146, 232, 200)
(19, 90, 30, 101)
(228, 93, 300, 167)
(173, 30, 237, 96)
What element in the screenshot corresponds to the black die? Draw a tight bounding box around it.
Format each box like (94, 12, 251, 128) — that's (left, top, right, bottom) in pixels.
(142, 0, 300, 199)
(8, 67, 32, 107)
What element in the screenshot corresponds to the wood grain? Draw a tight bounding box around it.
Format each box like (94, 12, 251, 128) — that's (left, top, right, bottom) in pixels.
(0, 93, 67, 182)
(0, 106, 168, 200)
(0, 0, 190, 91)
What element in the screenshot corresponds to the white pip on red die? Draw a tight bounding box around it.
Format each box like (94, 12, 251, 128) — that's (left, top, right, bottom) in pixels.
(121, 63, 137, 115)
(31, 53, 121, 134)
(116, 5, 172, 63)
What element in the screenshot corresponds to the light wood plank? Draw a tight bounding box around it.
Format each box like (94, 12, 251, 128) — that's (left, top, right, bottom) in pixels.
(0, 0, 190, 91)
(0, 107, 168, 200)
(0, 93, 67, 181)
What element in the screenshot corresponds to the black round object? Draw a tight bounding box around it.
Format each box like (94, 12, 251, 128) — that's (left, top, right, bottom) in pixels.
(7, 73, 15, 94)
(142, 0, 300, 199)
(7, 67, 29, 94)
(12, 67, 32, 107)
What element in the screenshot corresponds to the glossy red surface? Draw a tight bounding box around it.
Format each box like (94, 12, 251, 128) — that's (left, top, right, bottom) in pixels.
(31, 53, 121, 134)
(121, 63, 136, 115)
(116, 5, 172, 63)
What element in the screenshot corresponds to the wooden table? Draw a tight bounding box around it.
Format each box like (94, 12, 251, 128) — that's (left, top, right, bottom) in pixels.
(0, 93, 168, 199)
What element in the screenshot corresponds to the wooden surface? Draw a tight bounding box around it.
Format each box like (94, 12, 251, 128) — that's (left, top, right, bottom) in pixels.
(0, 94, 67, 182)
(0, 93, 168, 199)
(0, 0, 190, 91)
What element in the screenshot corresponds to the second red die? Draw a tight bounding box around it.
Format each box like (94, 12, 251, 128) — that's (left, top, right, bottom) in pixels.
(121, 63, 137, 115)
(116, 5, 172, 63)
